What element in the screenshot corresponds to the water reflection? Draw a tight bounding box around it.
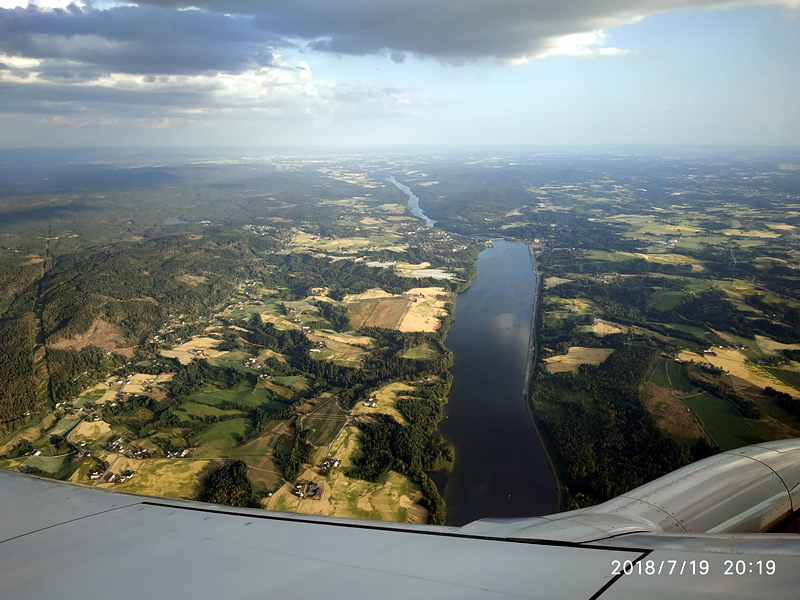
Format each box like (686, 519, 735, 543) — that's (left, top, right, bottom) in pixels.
(437, 239, 557, 526)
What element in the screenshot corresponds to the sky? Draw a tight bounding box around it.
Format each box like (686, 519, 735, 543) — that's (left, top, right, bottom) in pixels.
(0, 0, 798, 149)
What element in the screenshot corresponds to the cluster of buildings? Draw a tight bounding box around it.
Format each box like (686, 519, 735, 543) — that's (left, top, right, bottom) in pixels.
(320, 458, 340, 470)
(89, 469, 135, 484)
(293, 481, 324, 500)
(71, 449, 91, 462)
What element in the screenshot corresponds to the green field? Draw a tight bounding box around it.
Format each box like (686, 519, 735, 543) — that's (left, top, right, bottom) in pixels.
(311, 347, 363, 367)
(273, 376, 311, 394)
(192, 419, 252, 457)
(174, 402, 247, 422)
(766, 368, 800, 392)
(402, 342, 442, 360)
(683, 279, 716, 293)
(190, 380, 290, 412)
(50, 418, 83, 437)
(653, 291, 686, 312)
(682, 392, 764, 450)
(704, 331, 728, 347)
(668, 337, 702, 351)
(209, 350, 262, 374)
(585, 250, 635, 262)
(226, 428, 280, 461)
(74, 388, 107, 408)
(22, 454, 69, 474)
(301, 397, 350, 446)
(664, 322, 708, 335)
(648, 358, 695, 392)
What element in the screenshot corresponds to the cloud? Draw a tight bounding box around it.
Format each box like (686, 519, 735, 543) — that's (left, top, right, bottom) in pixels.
(135, 0, 800, 62)
(0, 4, 278, 78)
(1, 0, 796, 145)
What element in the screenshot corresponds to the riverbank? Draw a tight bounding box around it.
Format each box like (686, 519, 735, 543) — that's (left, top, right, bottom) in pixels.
(523, 243, 563, 511)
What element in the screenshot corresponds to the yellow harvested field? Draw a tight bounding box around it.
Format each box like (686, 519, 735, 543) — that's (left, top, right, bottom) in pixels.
(545, 347, 614, 373)
(395, 261, 431, 275)
(345, 287, 448, 332)
(267, 427, 426, 523)
(545, 277, 572, 289)
(724, 229, 781, 239)
(257, 313, 299, 331)
(767, 223, 795, 231)
(755, 335, 800, 356)
(314, 331, 373, 347)
(629, 252, 697, 264)
(373, 203, 408, 214)
(88, 381, 120, 404)
(677, 350, 707, 363)
(399, 287, 449, 332)
(549, 298, 595, 314)
(257, 348, 289, 363)
(593, 321, 624, 336)
(70, 420, 111, 443)
(160, 336, 224, 365)
(124, 373, 174, 395)
(361, 382, 413, 424)
(343, 288, 396, 302)
(100, 458, 220, 499)
(678, 348, 798, 398)
(364, 299, 409, 329)
(290, 232, 404, 253)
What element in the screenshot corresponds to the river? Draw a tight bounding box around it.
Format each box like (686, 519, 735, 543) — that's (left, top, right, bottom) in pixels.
(386, 176, 436, 228)
(388, 175, 558, 526)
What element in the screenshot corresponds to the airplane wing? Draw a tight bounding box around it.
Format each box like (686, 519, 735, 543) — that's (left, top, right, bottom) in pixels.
(2, 440, 800, 599)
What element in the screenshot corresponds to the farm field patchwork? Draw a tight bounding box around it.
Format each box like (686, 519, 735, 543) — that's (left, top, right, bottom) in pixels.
(267, 426, 426, 523)
(684, 348, 797, 398)
(648, 358, 695, 392)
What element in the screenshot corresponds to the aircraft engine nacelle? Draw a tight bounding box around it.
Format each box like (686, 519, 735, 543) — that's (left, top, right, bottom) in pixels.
(465, 439, 800, 543)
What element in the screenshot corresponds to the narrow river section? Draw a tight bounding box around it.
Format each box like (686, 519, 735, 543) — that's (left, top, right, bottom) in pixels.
(386, 175, 436, 228)
(436, 239, 558, 526)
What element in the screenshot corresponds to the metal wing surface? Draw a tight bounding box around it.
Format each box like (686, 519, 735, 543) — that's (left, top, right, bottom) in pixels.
(3, 439, 800, 599)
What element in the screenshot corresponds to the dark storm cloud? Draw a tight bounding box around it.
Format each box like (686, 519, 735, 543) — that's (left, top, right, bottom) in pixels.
(0, 77, 216, 115)
(0, 4, 279, 78)
(135, 0, 762, 61)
